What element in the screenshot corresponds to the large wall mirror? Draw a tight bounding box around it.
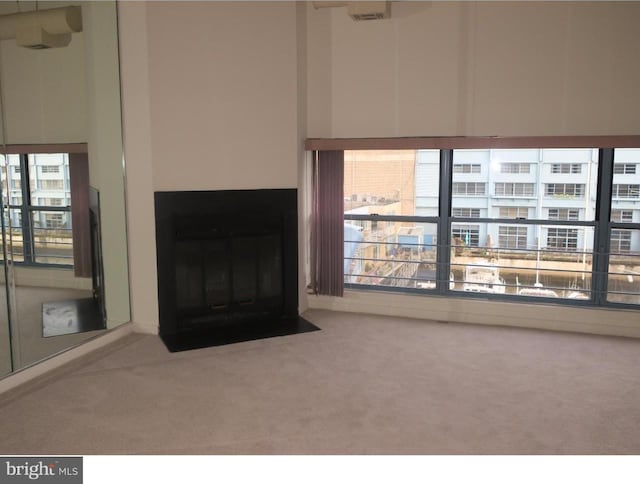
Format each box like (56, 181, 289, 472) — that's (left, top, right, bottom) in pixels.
(0, 0, 130, 377)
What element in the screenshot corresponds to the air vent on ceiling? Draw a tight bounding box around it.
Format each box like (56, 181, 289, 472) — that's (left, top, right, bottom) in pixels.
(347, 2, 390, 21)
(350, 12, 385, 21)
(312, 1, 391, 21)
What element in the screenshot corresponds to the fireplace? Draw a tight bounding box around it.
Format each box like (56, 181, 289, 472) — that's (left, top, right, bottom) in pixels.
(154, 189, 318, 352)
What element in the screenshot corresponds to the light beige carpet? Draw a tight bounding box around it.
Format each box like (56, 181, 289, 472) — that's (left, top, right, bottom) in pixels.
(0, 308, 639, 454)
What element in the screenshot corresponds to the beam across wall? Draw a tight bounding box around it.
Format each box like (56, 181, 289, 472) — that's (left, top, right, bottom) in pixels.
(305, 136, 640, 151)
(0, 143, 87, 154)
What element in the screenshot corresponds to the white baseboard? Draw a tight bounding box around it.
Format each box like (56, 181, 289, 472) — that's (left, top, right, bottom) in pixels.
(132, 320, 158, 335)
(308, 290, 640, 339)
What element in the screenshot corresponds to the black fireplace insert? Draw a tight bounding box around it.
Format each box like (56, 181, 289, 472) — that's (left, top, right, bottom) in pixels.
(154, 189, 318, 352)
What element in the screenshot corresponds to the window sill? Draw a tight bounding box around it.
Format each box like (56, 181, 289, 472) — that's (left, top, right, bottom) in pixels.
(308, 288, 640, 339)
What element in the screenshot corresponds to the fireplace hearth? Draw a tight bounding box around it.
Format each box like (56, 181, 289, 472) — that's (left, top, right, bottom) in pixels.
(154, 189, 318, 352)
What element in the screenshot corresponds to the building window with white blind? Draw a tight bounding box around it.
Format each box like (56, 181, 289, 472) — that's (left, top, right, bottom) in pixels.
(548, 208, 580, 221)
(610, 229, 632, 253)
(498, 207, 529, 219)
(452, 182, 485, 196)
(613, 164, 636, 174)
(498, 226, 528, 249)
(453, 164, 481, 174)
(545, 183, 584, 197)
(551, 163, 581, 174)
(611, 210, 633, 223)
(452, 225, 479, 247)
(495, 183, 535, 197)
(41, 180, 64, 190)
(500, 163, 530, 174)
(452, 208, 481, 218)
(612, 184, 640, 198)
(546, 228, 578, 250)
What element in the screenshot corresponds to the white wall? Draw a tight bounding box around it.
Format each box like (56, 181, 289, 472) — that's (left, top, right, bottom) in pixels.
(307, 1, 640, 138)
(146, 1, 299, 192)
(0, 29, 86, 143)
(120, 1, 302, 333)
(120, 1, 640, 337)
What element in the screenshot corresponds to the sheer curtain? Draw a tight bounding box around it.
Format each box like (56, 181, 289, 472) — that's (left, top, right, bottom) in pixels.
(311, 150, 344, 296)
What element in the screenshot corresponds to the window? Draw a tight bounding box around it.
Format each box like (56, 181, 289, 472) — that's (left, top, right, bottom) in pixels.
(551, 164, 581, 174)
(498, 226, 527, 249)
(610, 229, 632, 253)
(334, 146, 638, 307)
(501, 163, 530, 174)
(546, 228, 578, 250)
(41, 180, 64, 190)
(2, 153, 74, 266)
(613, 164, 636, 174)
(545, 183, 584, 197)
(495, 183, 535, 197)
(44, 213, 64, 229)
(611, 210, 633, 223)
(452, 182, 485, 196)
(452, 208, 480, 218)
(612, 184, 640, 198)
(498, 207, 529, 219)
(548, 208, 580, 221)
(452, 225, 479, 247)
(453, 164, 481, 174)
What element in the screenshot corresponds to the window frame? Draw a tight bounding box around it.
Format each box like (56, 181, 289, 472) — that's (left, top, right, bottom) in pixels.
(308, 136, 640, 310)
(3, 152, 73, 268)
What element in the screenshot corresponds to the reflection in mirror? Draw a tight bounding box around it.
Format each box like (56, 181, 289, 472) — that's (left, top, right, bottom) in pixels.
(0, 1, 130, 375)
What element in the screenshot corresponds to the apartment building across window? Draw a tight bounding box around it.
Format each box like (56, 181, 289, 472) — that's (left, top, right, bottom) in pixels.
(336, 145, 640, 307)
(41, 165, 60, 174)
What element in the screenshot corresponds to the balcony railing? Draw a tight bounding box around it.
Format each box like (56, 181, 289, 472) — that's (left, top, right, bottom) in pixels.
(344, 215, 640, 305)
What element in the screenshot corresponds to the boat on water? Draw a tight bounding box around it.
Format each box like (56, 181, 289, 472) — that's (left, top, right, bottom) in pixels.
(566, 290, 589, 300)
(518, 282, 559, 298)
(462, 263, 506, 294)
